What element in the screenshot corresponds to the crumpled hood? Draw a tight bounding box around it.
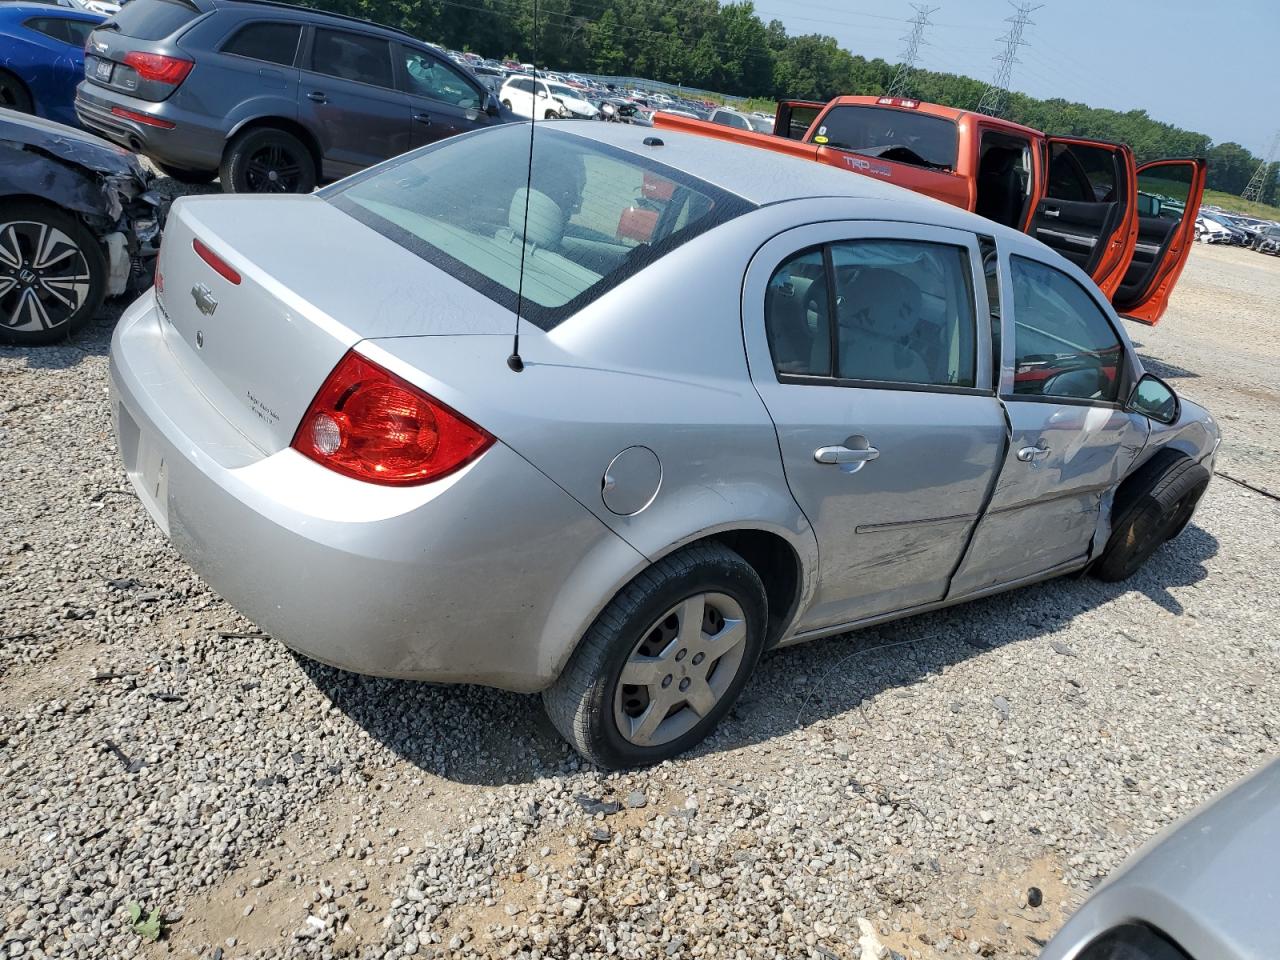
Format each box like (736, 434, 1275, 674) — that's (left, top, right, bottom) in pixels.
(0, 109, 154, 223)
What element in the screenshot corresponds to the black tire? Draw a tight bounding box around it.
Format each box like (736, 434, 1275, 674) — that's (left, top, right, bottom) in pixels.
(545, 110, 559, 120)
(155, 163, 218, 185)
(0, 70, 32, 114)
(0, 201, 106, 346)
(501, 99, 513, 110)
(220, 127, 316, 195)
(1091, 449, 1211, 582)
(543, 543, 767, 769)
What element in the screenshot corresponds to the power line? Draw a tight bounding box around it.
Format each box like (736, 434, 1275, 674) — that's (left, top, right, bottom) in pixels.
(975, 1, 1042, 118)
(1242, 131, 1279, 203)
(886, 4, 938, 98)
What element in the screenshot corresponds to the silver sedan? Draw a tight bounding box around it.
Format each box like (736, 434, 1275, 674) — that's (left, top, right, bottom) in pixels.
(109, 122, 1219, 768)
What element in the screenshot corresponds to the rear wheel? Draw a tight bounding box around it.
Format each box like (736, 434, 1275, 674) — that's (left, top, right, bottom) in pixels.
(221, 128, 316, 195)
(501, 99, 513, 111)
(1091, 449, 1210, 582)
(0, 71, 32, 113)
(543, 543, 767, 769)
(0, 201, 106, 346)
(155, 163, 218, 185)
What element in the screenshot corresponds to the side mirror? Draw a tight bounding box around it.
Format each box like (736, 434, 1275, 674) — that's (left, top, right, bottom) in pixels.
(485, 93, 500, 117)
(1127, 373, 1179, 425)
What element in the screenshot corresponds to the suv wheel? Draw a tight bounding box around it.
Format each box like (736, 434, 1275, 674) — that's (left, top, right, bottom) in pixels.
(0, 71, 32, 113)
(221, 128, 317, 195)
(543, 543, 767, 769)
(0, 201, 106, 346)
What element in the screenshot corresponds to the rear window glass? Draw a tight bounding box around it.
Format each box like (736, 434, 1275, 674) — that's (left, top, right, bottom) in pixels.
(105, 0, 198, 40)
(326, 126, 752, 329)
(810, 105, 957, 171)
(221, 22, 301, 66)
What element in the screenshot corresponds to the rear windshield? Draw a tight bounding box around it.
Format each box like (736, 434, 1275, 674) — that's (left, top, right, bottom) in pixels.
(106, 0, 199, 39)
(326, 126, 751, 329)
(810, 105, 957, 171)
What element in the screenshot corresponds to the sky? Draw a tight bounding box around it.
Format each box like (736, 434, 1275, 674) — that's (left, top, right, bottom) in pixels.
(760, 0, 1279, 157)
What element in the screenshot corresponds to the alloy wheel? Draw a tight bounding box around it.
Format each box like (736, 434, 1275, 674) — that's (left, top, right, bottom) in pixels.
(0, 220, 92, 334)
(244, 144, 304, 193)
(612, 592, 748, 747)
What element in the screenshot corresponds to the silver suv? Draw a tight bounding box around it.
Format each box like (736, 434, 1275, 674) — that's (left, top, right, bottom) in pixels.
(75, 0, 507, 192)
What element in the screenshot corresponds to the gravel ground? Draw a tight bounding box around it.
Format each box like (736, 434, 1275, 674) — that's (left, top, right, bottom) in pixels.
(1, 238, 1278, 960)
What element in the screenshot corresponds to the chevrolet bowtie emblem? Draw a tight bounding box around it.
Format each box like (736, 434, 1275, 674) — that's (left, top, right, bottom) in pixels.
(191, 283, 218, 316)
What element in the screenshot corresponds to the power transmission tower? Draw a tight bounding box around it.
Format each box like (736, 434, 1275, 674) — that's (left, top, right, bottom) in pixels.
(1242, 131, 1280, 203)
(975, 1, 1042, 118)
(886, 5, 939, 99)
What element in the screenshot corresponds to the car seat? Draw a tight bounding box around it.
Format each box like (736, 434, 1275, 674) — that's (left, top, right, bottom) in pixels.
(836, 268, 931, 384)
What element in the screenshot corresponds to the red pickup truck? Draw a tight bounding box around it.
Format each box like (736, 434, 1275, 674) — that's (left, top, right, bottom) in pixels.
(655, 96, 1205, 325)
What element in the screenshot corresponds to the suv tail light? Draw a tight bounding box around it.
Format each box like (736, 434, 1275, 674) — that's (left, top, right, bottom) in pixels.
(123, 51, 194, 85)
(292, 352, 494, 486)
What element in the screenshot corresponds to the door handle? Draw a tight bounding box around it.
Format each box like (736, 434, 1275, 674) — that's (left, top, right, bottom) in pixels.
(1016, 442, 1051, 462)
(1043, 206, 1060, 218)
(815, 444, 880, 465)
(306, 91, 328, 103)
(413, 112, 432, 125)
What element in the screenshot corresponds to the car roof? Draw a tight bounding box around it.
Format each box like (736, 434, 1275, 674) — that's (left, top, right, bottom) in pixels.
(0, 2, 104, 19)
(210, 0, 415, 40)
(552, 122, 1021, 237)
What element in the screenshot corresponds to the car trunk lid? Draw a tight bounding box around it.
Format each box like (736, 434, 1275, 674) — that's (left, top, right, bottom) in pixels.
(155, 194, 513, 454)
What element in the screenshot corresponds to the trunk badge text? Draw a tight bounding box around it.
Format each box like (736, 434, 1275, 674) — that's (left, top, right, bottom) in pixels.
(191, 283, 218, 317)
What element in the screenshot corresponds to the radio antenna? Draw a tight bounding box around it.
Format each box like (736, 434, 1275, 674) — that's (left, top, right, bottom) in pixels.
(507, 0, 538, 373)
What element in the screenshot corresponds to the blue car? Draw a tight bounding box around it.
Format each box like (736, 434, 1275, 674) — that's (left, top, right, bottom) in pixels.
(1, 4, 105, 128)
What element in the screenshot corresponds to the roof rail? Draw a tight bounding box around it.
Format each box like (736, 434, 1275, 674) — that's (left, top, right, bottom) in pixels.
(219, 0, 416, 39)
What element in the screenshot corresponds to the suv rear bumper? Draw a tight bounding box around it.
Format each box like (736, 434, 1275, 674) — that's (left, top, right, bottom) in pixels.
(75, 81, 226, 172)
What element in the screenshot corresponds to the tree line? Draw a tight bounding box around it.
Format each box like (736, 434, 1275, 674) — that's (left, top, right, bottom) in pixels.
(310, 0, 1278, 203)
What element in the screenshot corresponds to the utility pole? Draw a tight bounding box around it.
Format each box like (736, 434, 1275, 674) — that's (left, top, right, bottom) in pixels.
(1242, 131, 1279, 203)
(886, 4, 939, 99)
(975, 1, 1042, 118)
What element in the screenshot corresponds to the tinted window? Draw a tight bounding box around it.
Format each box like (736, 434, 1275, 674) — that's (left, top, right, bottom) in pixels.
(105, 0, 198, 40)
(23, 17, 74, 43)
(62, 18, 95, 45)
(1047, 142, 1119, 203)
(311, 29, 393, 89)
(765, 240, 977, 388)
(400, 48, 478, 106)
(328, 126, 749, 329)
(222, 22, 301, 67)
(1010, 255, 1122, 402)
(810, 106, 957, 171)
(766, 248, 830, 377)
(712, 111, 750, 130)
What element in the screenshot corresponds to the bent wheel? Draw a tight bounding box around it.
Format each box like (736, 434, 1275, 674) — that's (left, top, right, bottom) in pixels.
(1091, 449, 1211, 582)
(544, 543, 766, 769)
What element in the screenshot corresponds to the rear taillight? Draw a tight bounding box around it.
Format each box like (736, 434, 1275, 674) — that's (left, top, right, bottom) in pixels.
(123, 51, 194, 85)
(110, 105, 175, 129)
(192, 238, 241, 285)
(292, 352, 494, 486)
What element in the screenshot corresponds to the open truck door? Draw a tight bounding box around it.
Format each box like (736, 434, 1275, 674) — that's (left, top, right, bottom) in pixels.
(774, 100, 826, 140)
(1111, 158, 1206, 325)
(1030, 137, 1138, 299)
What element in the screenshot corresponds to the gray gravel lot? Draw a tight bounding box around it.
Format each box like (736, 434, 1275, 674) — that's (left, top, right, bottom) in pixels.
(1, 240, 1278, 960)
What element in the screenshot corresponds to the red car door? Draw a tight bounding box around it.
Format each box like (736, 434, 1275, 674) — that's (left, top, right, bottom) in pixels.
(1112, 158, 1207, 325)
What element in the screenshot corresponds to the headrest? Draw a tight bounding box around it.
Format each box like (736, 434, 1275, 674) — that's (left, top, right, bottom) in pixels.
(509, 188, 566, 249)
(847, 268, 922, 339)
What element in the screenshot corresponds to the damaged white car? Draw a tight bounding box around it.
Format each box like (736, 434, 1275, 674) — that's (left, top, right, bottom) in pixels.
(1, 110, 162, 344)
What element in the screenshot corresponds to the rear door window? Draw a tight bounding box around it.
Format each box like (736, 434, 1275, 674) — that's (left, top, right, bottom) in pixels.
(327, 125, 752, 329)
(221, 22, 302, 67)
(310, 28, 394, 89)
(398, 47, 480, 107)
(810, 106, 957, 171)
(105, 0, 199, 40)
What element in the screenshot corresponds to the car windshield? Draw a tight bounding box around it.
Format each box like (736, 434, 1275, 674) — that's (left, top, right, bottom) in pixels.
(747, 115, 774, 133)
(809, 105, 958, 171)
(326, 126, 751, 329)
(548, 83, 581, 100)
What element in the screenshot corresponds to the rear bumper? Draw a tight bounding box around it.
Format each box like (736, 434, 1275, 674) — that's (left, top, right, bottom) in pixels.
(109, 291, 642, 691)
(75, 82, 226, 172)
